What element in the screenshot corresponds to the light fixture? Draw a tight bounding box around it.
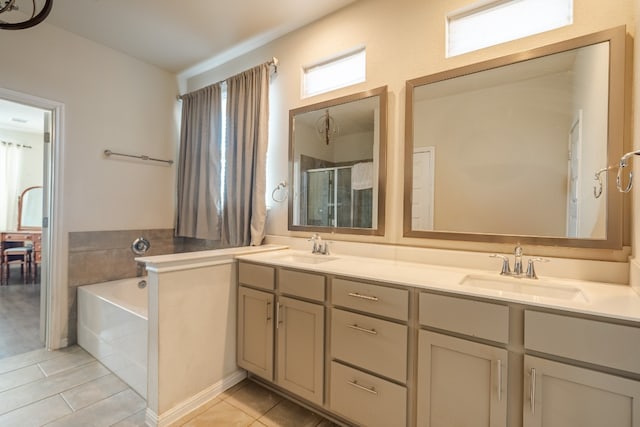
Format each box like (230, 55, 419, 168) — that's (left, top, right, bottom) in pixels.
(0, 0, 53, 30)
(315, 109, 339, 145)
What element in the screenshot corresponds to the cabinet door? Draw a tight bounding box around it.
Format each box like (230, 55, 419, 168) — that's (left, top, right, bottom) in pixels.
(524, 355, 640, 427)
(237, 286, 274, 381)
(418, 330, 507, 427)
(276, 296, 324, 405)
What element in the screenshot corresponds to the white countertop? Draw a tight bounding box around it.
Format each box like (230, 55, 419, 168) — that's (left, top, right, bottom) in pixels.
(236, 248, 640, 324)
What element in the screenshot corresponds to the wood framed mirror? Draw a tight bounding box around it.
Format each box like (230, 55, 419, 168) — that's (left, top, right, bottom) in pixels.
(289, 86, 387, 236)
(404, 27, 626, 249)
(18, 186, 43, 230)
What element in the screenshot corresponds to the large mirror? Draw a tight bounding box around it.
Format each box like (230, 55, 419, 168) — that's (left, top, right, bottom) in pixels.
(404, 27, 626, 249)
(18, 186, 43, 230)
(289, 87, 387, 235)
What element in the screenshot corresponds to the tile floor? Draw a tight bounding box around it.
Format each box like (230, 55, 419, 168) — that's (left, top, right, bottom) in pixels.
(0, 345, 342, 427)
(178, 379, 339, 427)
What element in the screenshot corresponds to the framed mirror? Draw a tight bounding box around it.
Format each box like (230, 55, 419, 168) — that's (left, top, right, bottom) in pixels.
(18, 186, 43, 230)
(404, 27, 626, 249)
(289, 86, 387, 235)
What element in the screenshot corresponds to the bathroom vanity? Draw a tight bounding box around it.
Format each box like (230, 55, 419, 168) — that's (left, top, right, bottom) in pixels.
(235, 249, 640, 427)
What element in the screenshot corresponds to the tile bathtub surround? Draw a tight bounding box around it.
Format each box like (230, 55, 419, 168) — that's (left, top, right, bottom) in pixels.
(67, 228, 177, 344)
(68, 229, 178, 287)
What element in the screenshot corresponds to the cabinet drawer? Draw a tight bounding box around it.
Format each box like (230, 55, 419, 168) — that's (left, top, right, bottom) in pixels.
(238, 262, 275, 291)
(331, 308, 407, 383)
(420, 293, 509, 344)
(330, 361, 406, 427)
(2, 234, 31, 242)
(278, 269, 325, 302)
(332, 278, 408, 320)
(525, 310, 640, 374)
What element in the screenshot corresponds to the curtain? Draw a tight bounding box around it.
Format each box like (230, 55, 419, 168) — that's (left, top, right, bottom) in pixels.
(175, 83, 223, 240)
(0, 142, 22, 230)
(223, 63, 269, 246)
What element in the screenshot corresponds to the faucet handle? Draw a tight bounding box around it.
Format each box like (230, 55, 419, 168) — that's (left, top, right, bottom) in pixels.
(308, 233, 321, 253)
(489, 254, 511, 275)
(526, 257, 550, 279)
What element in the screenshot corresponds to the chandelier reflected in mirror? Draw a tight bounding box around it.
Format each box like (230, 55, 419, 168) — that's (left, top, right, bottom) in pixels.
(0, 0, 53, 30)
(315, 109, 339, 145)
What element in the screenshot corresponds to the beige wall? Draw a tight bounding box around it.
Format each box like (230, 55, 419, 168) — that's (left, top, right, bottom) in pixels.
(0, 22, 178, 234)
(187, 0, 634, 260)
(0, 22, 179, 346)
(414, 75, 571, 237)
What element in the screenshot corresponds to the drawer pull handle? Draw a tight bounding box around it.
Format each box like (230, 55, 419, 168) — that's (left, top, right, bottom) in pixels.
(276, 302, 284, 329)
(497, 359, 502, 402)
(348, 292, 379, 302)
(348, 380, 378, 395)
(347, 324, 377, 335)
(530, 368, 536, 415)
(266, 302, 272, 322)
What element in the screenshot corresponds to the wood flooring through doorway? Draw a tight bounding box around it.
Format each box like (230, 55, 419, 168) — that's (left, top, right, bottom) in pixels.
(0, 264, 42, 359)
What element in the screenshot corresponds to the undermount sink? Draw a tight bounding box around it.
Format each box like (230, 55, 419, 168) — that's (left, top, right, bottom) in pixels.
(460, 274, 588, 303)
(274, 254, 339, 265)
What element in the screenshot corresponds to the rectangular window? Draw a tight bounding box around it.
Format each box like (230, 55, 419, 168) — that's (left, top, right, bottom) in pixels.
(302, 47, 366, 98)
(447, 0, 573, 57)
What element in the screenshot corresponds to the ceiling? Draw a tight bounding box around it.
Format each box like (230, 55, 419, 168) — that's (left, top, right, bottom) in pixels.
(0, 99, 46, 134)
(41, 0, 358, 74)
(2, 0, 357, 131)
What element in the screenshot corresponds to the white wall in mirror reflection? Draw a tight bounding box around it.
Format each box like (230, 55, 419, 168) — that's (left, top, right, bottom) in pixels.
(411, 41, 609, 240)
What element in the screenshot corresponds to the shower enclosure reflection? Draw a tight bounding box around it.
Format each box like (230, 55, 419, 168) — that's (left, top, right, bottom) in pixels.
(303, 165, 372, 228)
(289, 87, 386, 235)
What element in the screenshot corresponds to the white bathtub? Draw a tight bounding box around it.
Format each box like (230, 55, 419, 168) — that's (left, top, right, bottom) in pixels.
(77, 277, 148, 398)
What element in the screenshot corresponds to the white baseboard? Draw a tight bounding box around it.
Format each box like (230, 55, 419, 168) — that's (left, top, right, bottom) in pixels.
(145, 369, 247, 427)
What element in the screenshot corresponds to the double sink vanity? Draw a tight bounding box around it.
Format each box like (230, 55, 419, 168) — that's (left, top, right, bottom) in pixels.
(235, 248, 640, 427)
(242, 22, 637, 427)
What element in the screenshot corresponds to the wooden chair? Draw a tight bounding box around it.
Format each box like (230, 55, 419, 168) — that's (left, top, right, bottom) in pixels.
(2, 245, 33, 284)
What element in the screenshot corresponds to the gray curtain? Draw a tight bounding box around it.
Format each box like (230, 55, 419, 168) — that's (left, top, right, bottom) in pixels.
(175, 83, 223, 240)
(222, 63, 269, 246)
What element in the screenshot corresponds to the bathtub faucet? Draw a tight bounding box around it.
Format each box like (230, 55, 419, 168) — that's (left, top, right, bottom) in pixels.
(136, 262, 146, 277)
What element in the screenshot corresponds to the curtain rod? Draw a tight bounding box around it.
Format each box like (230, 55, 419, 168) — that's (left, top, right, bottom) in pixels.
(1, 140, 32, 149)
(176, 56, 278, 101)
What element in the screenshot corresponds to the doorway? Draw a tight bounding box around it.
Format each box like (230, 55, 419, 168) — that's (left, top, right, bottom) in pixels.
(0, 88, 65, 357)
(0, 98, 48, 358)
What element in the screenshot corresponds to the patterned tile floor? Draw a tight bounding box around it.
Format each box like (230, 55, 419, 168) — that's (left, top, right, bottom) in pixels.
(0, 345, 342, 427)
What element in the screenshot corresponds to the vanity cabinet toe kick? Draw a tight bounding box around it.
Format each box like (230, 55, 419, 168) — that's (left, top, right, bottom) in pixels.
(236, 260, 640, 427)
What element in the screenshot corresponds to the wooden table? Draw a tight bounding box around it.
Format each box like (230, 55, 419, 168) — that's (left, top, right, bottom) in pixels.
(1, 230, 42, 283)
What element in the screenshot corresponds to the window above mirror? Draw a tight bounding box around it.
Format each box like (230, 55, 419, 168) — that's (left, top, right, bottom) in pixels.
(404, 27, 626, 249)
(289, 86, 387, 236)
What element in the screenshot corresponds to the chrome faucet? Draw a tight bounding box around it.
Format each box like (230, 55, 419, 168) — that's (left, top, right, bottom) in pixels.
(513, 246, 524, 275)
(308, 233, 330, 255)
(136, 261, 146, 277)
(490, 246, 548, 279)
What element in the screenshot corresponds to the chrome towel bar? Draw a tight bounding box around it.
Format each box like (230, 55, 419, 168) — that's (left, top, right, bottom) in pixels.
(103, 149, 173, 165)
